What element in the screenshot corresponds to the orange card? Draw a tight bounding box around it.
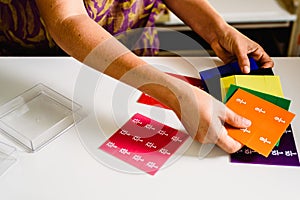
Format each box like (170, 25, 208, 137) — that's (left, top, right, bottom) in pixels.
(226, 89, 295, 157)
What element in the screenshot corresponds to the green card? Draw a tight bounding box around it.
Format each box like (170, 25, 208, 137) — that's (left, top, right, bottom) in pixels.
(224, 84, 291, 109)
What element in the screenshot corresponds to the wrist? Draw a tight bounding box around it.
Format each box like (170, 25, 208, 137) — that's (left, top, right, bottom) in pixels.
(138, 73, 193, 117)
(202, 19, 229, 46)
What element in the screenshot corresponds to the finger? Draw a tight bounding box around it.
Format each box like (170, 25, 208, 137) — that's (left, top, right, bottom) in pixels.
(234, 43, 251, 74)
(249, 47, 274, 68)
(257, 53, 274, 69)
(216, 126, 243, 153)
(237, 54, 251, 74)
(224, 107, 251, 128)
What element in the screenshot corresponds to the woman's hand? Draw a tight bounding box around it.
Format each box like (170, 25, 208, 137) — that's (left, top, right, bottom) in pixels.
(172, 84, 251, 153)
(210, 24, 274, 73)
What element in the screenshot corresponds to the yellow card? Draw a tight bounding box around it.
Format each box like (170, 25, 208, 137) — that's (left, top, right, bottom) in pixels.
(220, 75, 284, 101)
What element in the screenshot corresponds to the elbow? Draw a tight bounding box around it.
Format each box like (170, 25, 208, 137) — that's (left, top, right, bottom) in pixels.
(41, 14, 93, 60)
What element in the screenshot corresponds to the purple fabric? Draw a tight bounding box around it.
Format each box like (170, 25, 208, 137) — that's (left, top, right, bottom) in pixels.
(83, 0, 165, 55)
(0, 0, 165, 56)
(0, 0, 51, 48)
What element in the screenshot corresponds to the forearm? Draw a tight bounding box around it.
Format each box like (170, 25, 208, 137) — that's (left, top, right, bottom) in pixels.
(35, 0, 190, 116)
(108, 56, 190, 117)
(55, 16, 189, 113)
(163, 0, 228, 44)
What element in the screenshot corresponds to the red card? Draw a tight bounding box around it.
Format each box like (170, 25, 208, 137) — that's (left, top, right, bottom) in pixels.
(99, 113, 189, 175)
(137, 93, 170, 109)
(137, 73, 203, 109)
(226, 89, 295, 157)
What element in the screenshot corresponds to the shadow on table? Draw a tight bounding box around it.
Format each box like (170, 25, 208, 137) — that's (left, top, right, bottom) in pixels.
(183, 140, 227, 159)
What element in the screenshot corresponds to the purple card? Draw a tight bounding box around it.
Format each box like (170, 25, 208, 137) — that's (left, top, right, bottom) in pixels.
(230, 125, 300, 167)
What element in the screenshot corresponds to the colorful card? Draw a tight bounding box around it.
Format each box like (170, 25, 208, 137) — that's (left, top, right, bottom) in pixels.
(137, 93, 169, 109)
(137, 73, 203, 109)
(220, 75, 284, 101)
(231, 125, 300, 167)
(199, 57, 274, 101)
(225, 88, 295, 157)
(99, 113, 189, 175)
(224, 84, 291, 110)
(200, 57, 259, 81)
(224, 84, 291, 147)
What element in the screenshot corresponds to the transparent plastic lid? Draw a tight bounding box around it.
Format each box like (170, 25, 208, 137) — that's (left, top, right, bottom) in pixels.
(0, 83, 83, 152)
(0, 141, 16, 176)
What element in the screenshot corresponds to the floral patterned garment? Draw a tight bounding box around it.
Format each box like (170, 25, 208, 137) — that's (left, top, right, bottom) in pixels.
(0, 0, 166, 56)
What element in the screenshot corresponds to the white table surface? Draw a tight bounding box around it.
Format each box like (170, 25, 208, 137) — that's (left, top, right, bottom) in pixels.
(0, 56, 299, 200)
(165, 0, 296, 25)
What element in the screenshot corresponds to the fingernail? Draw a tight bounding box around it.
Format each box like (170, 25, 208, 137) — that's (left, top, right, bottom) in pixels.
(243, 118, 252, 126)
(243, 66, 250, 73)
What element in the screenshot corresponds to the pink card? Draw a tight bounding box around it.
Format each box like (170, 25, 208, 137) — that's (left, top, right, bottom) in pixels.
(99, 113, 189, 175)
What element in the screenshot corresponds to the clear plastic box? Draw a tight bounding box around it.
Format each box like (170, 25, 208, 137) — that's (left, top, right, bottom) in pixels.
(0, 141, 16, 176)
(0, 83, 83, 152)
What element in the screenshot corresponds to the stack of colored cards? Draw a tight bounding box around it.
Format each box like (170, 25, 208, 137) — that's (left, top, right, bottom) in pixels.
(199, 57, 274, 101)
(200, 58, 300, 166)
(99, 58, 299, 176)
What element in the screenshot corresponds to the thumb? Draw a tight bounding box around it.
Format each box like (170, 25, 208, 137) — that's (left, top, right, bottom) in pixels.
(225, 107, 251, 128)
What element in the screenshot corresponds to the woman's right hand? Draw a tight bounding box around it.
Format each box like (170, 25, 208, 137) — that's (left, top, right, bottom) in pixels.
(172, 85, 251, 153)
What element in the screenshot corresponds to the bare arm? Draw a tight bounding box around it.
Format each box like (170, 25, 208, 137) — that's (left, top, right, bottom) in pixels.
(36, 0, 116, 61)
(36, 0, 158, 80)
(35, 0, 251, 153)
(35, 0, 194, 125)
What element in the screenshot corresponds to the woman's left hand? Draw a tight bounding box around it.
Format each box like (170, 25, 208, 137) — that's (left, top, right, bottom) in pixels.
(210, 24, 274, 73)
